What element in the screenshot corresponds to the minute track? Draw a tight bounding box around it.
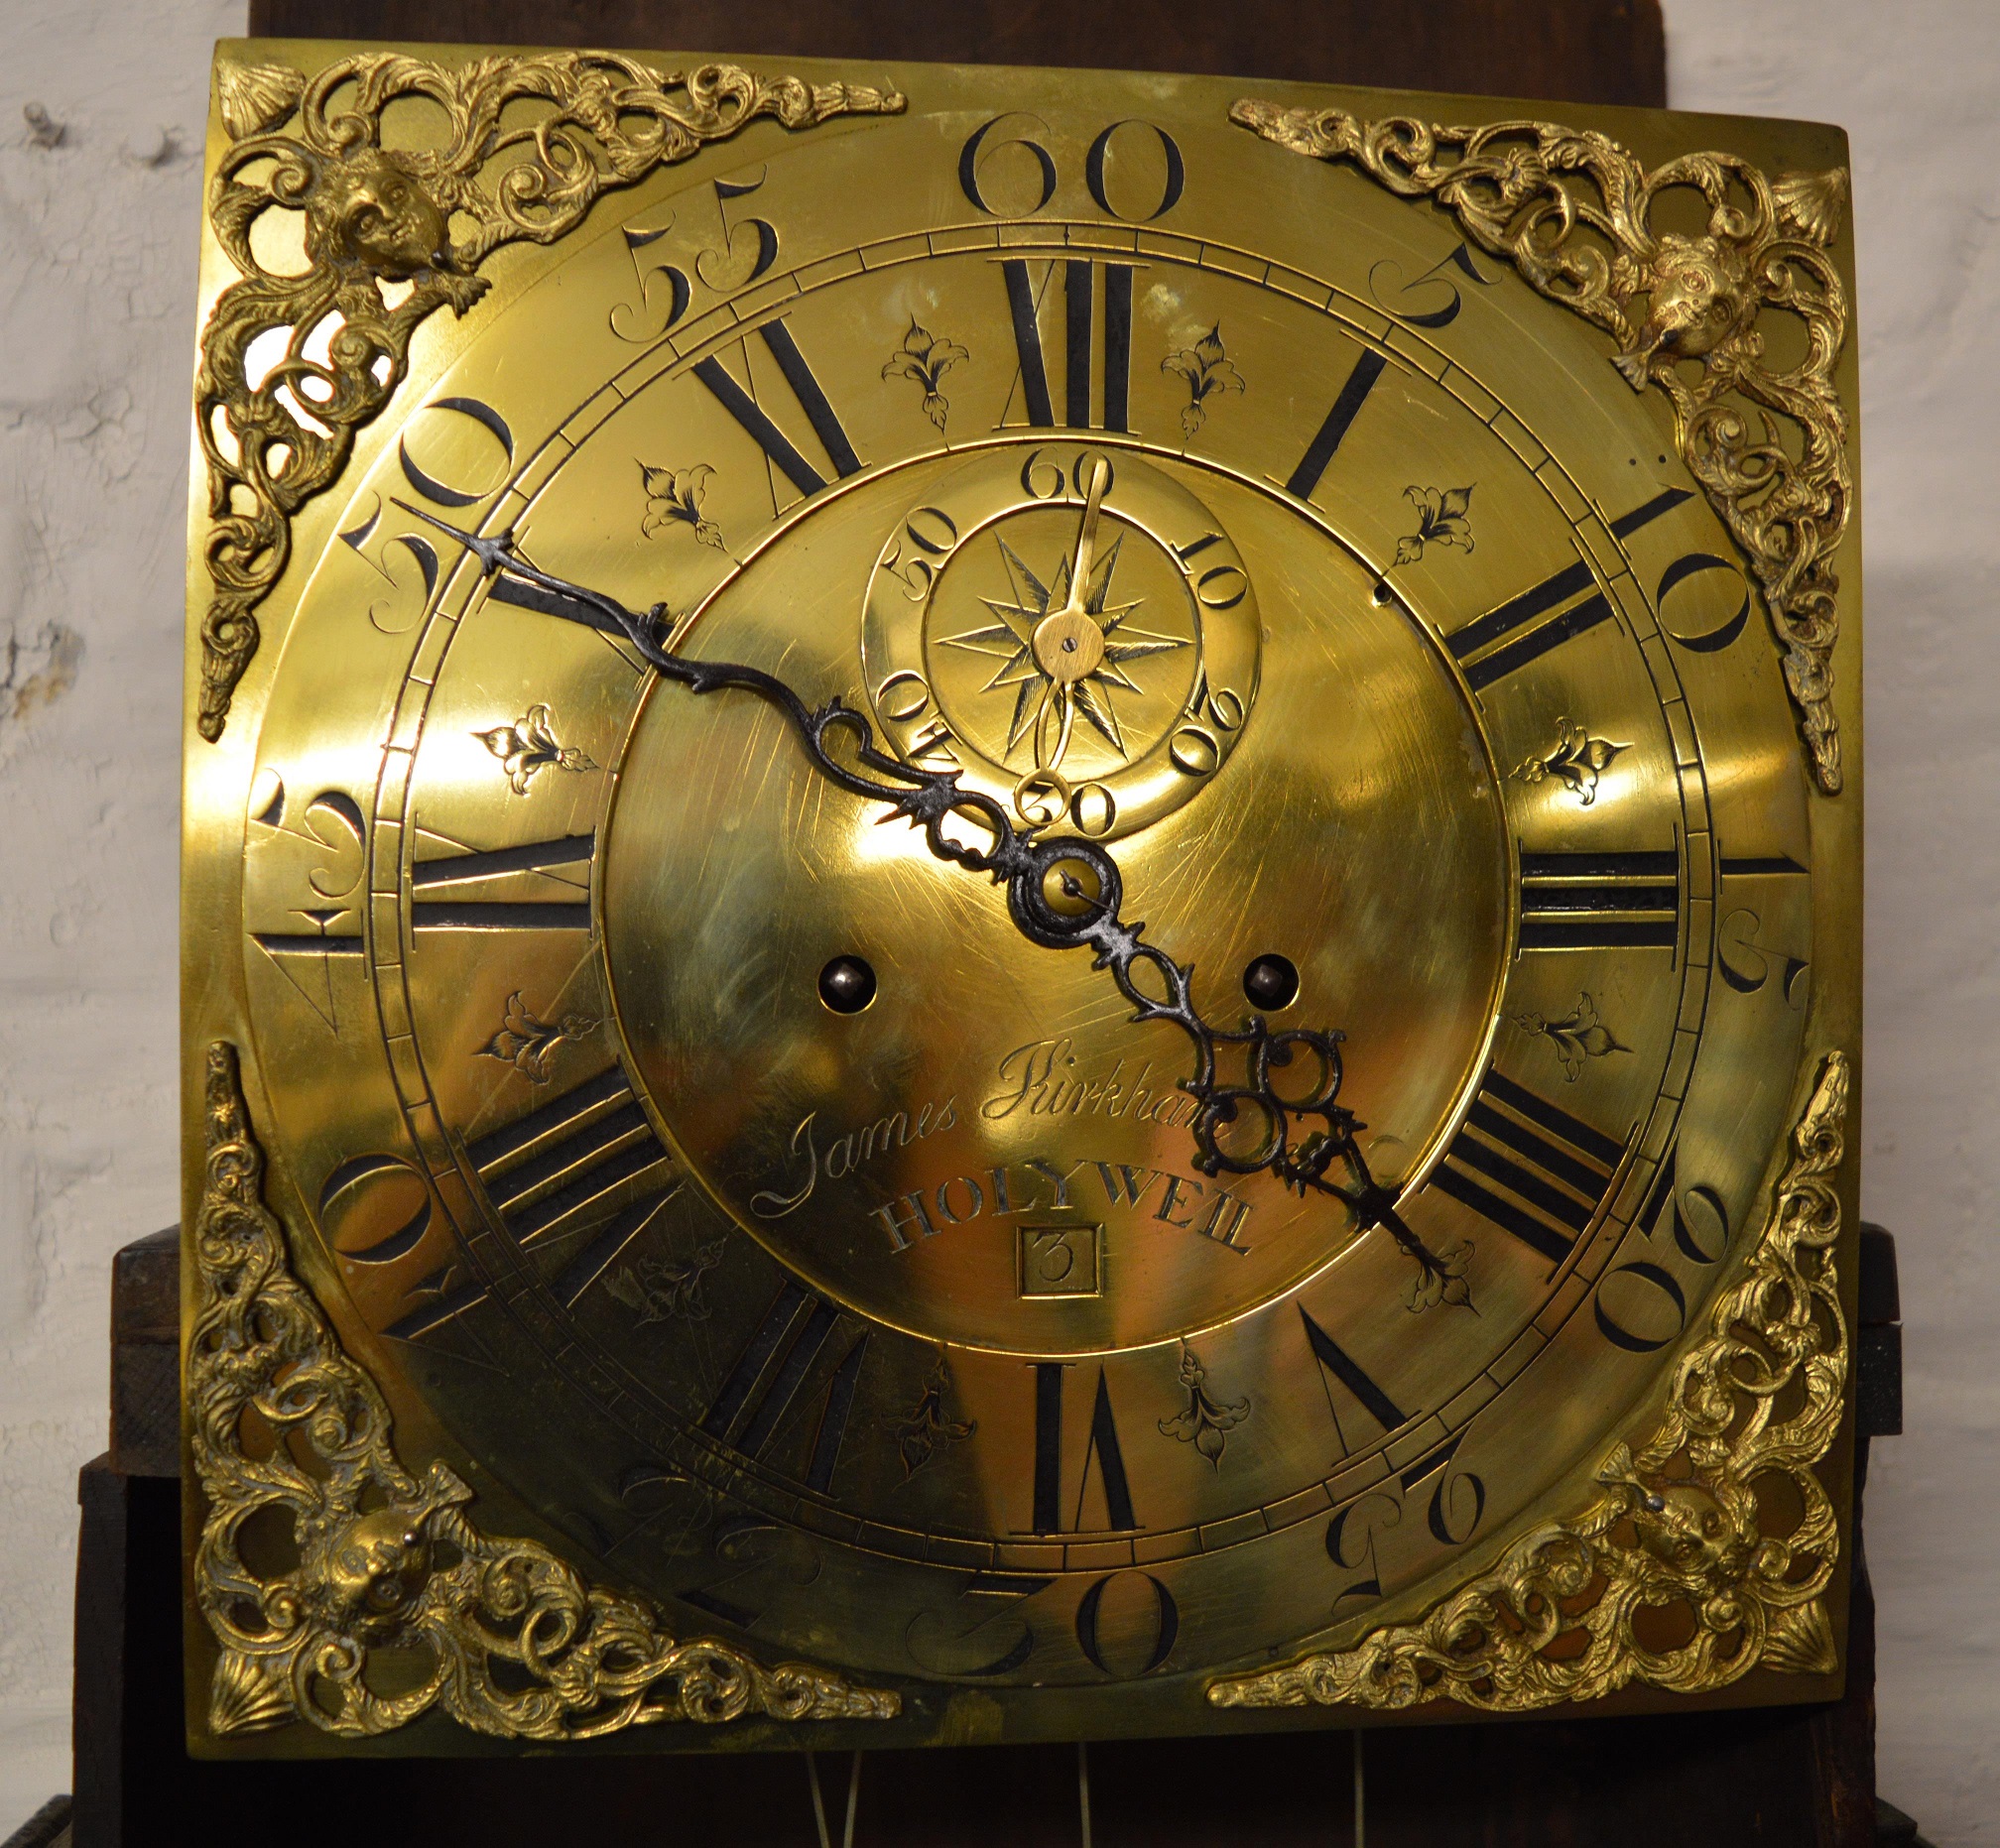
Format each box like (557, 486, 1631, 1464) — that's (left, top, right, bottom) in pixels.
(400, 499, 1469, 1304)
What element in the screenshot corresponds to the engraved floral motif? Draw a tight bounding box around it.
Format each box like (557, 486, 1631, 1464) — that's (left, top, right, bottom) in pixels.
(474, 702, 595, 795)
(1231, 102, 1852, 793)
(1407, 1237, 1474, 1314)
(1158, 1343, 1251, 1468)
(641, 461, 725, 550)
(476, 992, 599, 1083)
(188, 1042, 898, 1739)
(604, 1237, 728, 1325)
(1510, 718, 1627, 806)
(1208, 1051, 1850, 1713)
(1161, 324, 1246, 436)
(893, 1352, 977, 1479)
(881, 317, 968, 431)
(1394, 484, 1475, 564)
(1511, 991, 1629, 1081)
(193, 52, 902, 740)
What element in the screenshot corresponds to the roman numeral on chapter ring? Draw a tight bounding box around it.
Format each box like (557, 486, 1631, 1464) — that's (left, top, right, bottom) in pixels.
(1520, 848, 1681, 951)
(702, 1280, 869, 1493)
(411, 834, 593, 931)
(1029, 1363, 1138, 1535)
(1300, 1306, 1407, 1455)
(1000, 258, 1135, 431)
(1430, 1071, 1626, 1264)
(1285, 348, 1388, 501)
(465, 1065, 675, 1277)
(1446, 489, 1691, 690)
(691, 320, 862, 499)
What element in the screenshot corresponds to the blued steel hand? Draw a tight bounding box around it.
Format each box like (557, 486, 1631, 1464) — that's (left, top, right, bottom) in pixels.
(401, 504, 1470, 1306)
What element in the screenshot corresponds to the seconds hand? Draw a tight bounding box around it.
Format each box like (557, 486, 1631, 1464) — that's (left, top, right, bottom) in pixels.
(398, 502, 1470, 1307)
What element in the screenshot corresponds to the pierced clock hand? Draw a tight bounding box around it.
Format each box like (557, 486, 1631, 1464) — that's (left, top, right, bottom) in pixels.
(1026, 456, 1113, 771)
(400, 503, 1470, 1306)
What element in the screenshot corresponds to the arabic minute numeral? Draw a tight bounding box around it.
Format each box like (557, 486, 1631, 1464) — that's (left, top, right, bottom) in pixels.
(608, 221, 691, 343)
(905, 1571, 1053, 1679)
(877, 505, 960, 600)
(1636, 1140, 1730, 1267)
(339, 394, 514, 634)
(1402, 1435, 1487, 1546)
(958, 115, 1185, 223)
(1593, 1261, 1688, 1354)
(1368, 241, 1492, 329)
(1073, 1569, 1180, 1677)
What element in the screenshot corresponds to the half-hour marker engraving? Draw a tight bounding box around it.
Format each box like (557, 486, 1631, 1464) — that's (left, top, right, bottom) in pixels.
(1447, 488, 1690, 690)
(1430, 1070, 1625, 1263)
(1509, 990, 1629, 1080)
(1285, 348, 1387, 500)
(1520, 848, 1680, 951)
(1157, 1342, 1250, 1468)
(639, 460, 725, 551)
(464, 1065, 673, 1254)
(473, 703, 596, 796)
(476, 991, 598, 1083)
(892, 1352, 977, 1479)
(411, 833, 593, 931)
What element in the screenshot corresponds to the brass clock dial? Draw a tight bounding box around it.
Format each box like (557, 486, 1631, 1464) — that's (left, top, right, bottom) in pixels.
(185, 45, 1861, 1750)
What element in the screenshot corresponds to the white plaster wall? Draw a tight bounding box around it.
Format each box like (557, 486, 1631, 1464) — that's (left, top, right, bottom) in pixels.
(1665, 4, 2000, 1839)
(0, 0, 1994, 1837)
(0, 0, 243, 1821)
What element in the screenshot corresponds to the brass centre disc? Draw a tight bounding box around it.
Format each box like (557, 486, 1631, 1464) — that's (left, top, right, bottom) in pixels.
(604, 457, 1509, 1355)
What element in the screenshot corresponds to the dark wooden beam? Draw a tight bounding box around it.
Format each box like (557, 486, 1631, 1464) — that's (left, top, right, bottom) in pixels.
(248, 0, 1666, 109)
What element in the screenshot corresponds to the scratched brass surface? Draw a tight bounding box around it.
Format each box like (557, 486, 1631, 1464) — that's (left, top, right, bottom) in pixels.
(184, 41, 1861, 1753)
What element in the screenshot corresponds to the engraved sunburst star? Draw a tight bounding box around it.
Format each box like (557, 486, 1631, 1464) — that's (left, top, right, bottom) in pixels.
(938, 530, 1188, 771)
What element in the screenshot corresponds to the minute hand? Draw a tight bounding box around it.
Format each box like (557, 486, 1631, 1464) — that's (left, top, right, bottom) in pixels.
(406, 507, 1469, 1306)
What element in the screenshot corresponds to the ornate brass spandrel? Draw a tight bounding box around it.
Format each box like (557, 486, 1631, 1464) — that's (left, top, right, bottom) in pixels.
(188, 1040, 900, 1740)
(193, 51, 906, 744)
(1206, 1049, 1850, 1714)
(1230, 102, 1852, 795)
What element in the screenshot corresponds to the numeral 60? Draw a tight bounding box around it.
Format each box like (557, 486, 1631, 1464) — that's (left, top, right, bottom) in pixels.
(960, 116, 1185, 223)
